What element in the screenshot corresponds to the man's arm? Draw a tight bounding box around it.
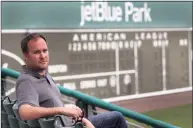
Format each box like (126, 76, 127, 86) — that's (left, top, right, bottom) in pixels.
(19, 104, 82, 120)
(16, 78, 82, 120)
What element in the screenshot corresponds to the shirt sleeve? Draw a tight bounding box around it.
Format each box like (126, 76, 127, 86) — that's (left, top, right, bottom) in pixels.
(16, 79, 39, 108)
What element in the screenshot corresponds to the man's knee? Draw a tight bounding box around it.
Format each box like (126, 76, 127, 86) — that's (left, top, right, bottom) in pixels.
(111, 111, 125, 119)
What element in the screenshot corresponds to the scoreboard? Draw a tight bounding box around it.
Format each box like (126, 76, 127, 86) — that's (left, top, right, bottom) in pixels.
(1, 29, 192, 99)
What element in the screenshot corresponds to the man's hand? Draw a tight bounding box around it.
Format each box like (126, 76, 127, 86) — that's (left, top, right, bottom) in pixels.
(82, 118, 95, 128)
(61, 104, 82, 120)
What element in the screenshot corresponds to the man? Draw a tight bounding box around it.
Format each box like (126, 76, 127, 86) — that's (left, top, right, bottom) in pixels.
(16, 33, 128, 128)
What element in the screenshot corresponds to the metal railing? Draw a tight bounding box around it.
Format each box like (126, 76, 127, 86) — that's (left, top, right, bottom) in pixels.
(1, 68, 179, 128)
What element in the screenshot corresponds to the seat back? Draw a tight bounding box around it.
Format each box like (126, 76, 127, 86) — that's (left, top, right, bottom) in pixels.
(1, 96, 6, 112)
(54, 115, 85, 128)
(27, 119, 41, 128)
(1, 123, 11, 128)
(12, 103, 21, 120)
(38, 116, 55, 128)
(3, 96, 20, 128)
(1, 111, 10, 126)
(3, 96, 16, 116)
(18, 120, 31, 128)
(1, 96, 11, 128)
(39, 115, 83, 128)
(12, 103, 31, 128)
(7, 115, 20, 128)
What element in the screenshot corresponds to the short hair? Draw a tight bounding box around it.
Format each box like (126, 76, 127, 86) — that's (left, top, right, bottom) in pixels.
(21, 33, 47, 53)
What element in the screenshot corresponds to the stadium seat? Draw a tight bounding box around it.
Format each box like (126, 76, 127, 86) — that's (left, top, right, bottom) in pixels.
(2, 123, 11, 128)
(12, 103, 30, 128)
(27, 119, 41, 128)
(18, 120, 30, 128)
(1, 111, 11, 127)
(39, 115, 86, 128)
(38, 116, 55, 128)
(3, 96, 16, 116)
(1, 96, 11, 128)
(3, 96, 19, 128)
(12, 103, 21, 120)
(1, 96, 6, 112)
(7, 115, 20, 128)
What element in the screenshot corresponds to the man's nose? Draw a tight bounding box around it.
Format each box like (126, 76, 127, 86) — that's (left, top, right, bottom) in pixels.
(40, 52, 46, 58)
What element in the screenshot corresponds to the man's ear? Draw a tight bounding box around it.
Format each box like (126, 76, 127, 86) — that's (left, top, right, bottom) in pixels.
(24, 53, 29, 60)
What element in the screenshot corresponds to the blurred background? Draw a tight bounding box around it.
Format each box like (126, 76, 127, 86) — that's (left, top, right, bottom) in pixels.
(1, 1, 192, 127)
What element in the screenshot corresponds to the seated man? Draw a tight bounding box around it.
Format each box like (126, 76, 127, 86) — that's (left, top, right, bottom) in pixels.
(16, 33, 128, 128)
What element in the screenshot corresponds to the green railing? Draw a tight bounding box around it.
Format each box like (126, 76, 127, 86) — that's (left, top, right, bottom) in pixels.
(1, 68, 179, 128)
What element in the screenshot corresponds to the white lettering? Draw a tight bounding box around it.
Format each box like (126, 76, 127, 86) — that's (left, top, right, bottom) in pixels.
(71, 32, 128, 51)
(119, 41, 123, 49)
(132, 6, 142, 22)
(125, 2, 152, 23)
(97, 78, 107, 87)
(81, 34, 88, 41)
(106, 42, 110, 50)
(120, 33, 126, 40)
(144, 3, 152, 22)
(92, 42, 97, 50)
(80, 80, 96, 89)
(73, 34, 79, 41)
(81, 1, 151, 26)
(125, 41, 129, 49)
(140, 32, 145, 40)
(89, 33, 94, 41)
(125, 2, 133, 22)
(48, 65, 68, 74)
(96, 33, 102, 40)
(80, 0, 124, 26)
(96, 2, 105, 21)
(107, 33, 113, 41)
(63, 82, 76, 90)
(114, 33, 120, 40)
(111, 41, 116, 50)
(116, 7, 123, 22)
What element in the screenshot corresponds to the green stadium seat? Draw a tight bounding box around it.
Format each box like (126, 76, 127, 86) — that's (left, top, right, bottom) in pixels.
(27, 119, 41, 128)
(12, 103, 21, 120)
(7, 115, 20, 128)
(18, 120, 30, 128)
(1, 111, 10, 126)
(1, 96, 13, 128)
(38, 116, 55, 128)
(2, 124, 11, 128)
(39, 115, 86, 128)
(12, 103, 30, 128)
(3, 96, 20, 128)
(53, 115, 85, 128)
(1, 96, 6, 112)
(3, 96, 16, 116)
(12, 100, 41, 128)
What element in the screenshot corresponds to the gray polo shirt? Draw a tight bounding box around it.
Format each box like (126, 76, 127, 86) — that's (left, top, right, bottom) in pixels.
(16, 66, 64, 108)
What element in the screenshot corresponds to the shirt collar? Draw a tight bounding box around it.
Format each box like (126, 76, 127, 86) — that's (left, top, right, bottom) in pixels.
(22, 65, 48, 79)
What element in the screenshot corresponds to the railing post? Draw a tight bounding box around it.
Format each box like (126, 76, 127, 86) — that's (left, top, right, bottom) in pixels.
(76, 99, 97, 118)
(1, 75, 7, 97)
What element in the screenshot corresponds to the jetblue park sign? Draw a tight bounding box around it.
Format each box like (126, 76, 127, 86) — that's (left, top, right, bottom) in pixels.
(80, 1, 152, 26)
(2, 1, 192, 29)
